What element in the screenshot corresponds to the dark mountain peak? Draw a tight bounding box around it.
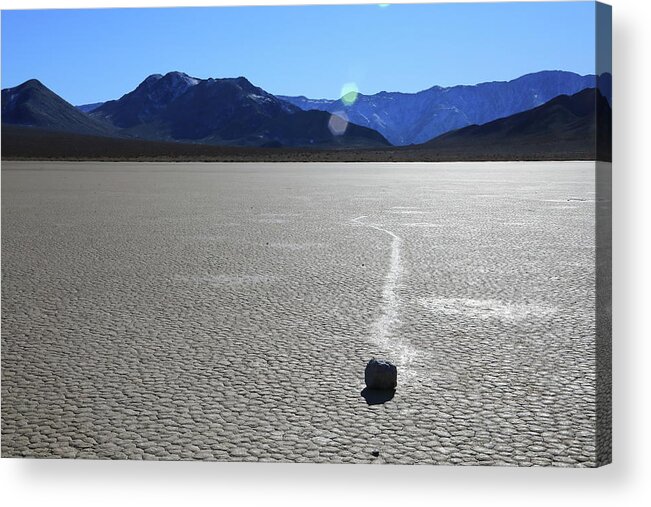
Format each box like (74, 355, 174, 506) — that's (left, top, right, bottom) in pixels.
(2, 80, 43, 108)
(161, 71, 200, 86)
(234, 76, 255, 88)
(197, 76, 265, 96)
(142, 73, 163, 85)
(130, 71, 198, 95)
(138, 71, 199, 93)
(92, 71, 201, 128)
(154, 72, 200, 97)
(13, 78, 47, 91)
(131, 74, 164, 95)
(514, 69, 575, 79)
(159, 76, 301, 141)
(511, 69, 595, 86)
(422, 87, 611, 161)
(189, 76, 258, 96)
(421, 85, 444, 93)
(188, 76, 293, 113)
(3, 79, 54, 104)
(1, 79, 116, 136)
(540, 87, 611, 121)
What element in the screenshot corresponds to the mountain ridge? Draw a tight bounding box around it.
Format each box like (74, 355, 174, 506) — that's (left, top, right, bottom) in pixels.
(420, 88, 611, 161)
(88, 71, 388, 148)
(279, 70, 610, 145)
(2, 74, 390, 149)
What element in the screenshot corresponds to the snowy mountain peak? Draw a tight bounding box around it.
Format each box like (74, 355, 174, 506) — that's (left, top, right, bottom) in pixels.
(162, 71, 200, 87)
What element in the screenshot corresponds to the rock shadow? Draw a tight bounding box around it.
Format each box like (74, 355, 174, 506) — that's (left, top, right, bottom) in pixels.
(361, 387, 395, 405)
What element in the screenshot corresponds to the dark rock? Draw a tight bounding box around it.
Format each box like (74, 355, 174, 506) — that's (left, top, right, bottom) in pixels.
(361, 387, 395, 405)
(371, 450, 380, 457)
(364, 358, 397, 390)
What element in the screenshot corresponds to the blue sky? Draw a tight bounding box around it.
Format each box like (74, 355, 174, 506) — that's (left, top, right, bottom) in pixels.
(1, 2, 597, 105)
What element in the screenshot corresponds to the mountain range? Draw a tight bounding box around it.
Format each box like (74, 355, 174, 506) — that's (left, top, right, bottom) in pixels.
(2, 87, 611, 162)
(1, 70, 612, 160)
(3, 73, 389, 149)
(280, 71, 610, 145)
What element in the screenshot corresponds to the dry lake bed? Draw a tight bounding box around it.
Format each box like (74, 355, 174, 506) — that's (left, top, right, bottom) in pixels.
(2, 161, 600, 465)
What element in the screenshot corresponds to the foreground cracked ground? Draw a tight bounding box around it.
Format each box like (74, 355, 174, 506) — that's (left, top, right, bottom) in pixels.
(2, 161, 601, 465)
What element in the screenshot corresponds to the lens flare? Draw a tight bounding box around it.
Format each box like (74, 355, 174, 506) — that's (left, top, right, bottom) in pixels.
(340, 82, 359, 106)
(328, 112, 349, 136)
(378, 4, 390, 8)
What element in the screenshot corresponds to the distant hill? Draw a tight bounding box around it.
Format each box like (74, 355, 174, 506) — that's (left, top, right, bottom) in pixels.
(75, 102, 105, 113)
(420, 88, 611, 161)
(1, 79, 116, 136)
(90, 72, 389, 148)
(280, 71, 604, 146)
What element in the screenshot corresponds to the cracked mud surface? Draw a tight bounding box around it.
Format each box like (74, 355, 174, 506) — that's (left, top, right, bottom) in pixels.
(2, 161, 602, 465)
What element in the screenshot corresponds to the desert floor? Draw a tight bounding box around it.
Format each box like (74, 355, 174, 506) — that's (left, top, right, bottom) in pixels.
(2, 161, 600, 465)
